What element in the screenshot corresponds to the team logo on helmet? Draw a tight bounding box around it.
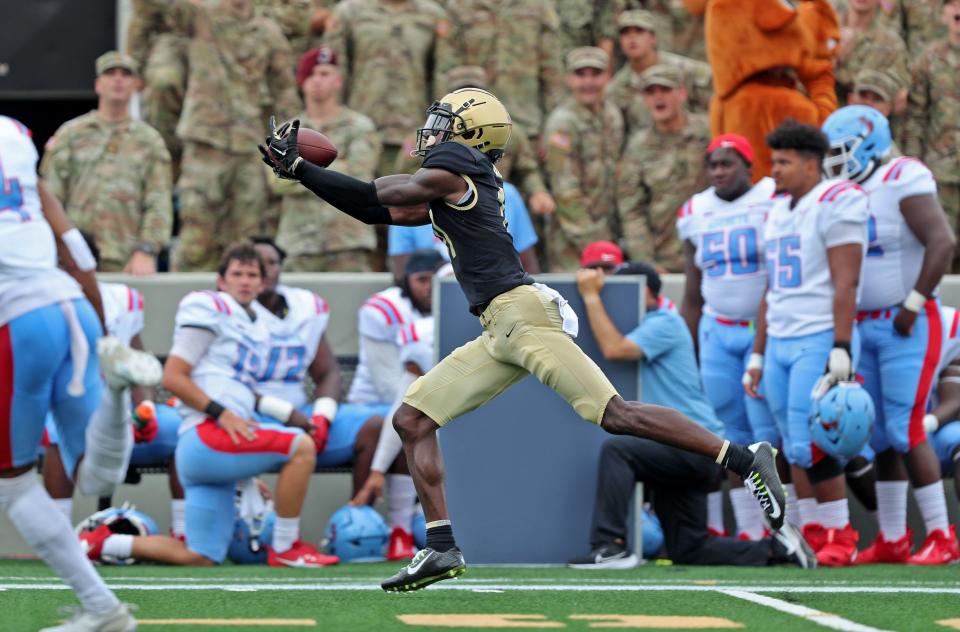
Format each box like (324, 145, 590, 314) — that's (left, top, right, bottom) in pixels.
(821, 105, 892, 183)
(810, 381, 875, 459)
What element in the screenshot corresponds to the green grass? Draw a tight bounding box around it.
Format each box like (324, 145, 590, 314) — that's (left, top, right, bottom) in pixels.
(1, 560, 959, 631)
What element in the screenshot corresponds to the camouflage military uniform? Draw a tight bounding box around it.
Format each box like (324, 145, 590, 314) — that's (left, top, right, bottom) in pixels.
(170, 1, 301, 271)
(835, 22, 908, 104)
(324, 0, 451, 176)
(605, 50, 712, 136)
(543, 98, 624, 271)
(273, 109, 382, 272)
(254, 0, 320, 62)
(40, 112, 173, 272)
(873, 0, 947, 54)
(905, 38, 960, 250)
(442, 0, 564, 136)
(617, 113, 710, 271)
(556, 0, 629, 51)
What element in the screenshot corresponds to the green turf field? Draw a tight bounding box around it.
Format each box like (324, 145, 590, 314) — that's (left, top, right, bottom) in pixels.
(1, 560, 958, 631)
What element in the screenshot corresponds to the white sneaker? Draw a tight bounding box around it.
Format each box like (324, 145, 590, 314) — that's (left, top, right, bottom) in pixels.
(97, 336, 162, 389)
(40, 603, 137, 631)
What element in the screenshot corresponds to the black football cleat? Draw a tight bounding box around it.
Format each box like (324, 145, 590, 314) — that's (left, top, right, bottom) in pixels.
(744, 442, 786, 530)
(381, 547, 466, 592)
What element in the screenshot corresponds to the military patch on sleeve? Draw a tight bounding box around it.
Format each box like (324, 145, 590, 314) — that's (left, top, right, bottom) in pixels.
(436, 18, 451, 38)
(548, 132, 571, 151)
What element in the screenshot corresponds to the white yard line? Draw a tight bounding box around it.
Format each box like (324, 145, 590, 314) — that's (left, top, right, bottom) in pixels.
(721, 590, 892, 632)
(1, 582, 960, 594)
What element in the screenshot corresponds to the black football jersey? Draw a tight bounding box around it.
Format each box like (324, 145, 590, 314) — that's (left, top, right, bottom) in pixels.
(422, 142, 533, 314)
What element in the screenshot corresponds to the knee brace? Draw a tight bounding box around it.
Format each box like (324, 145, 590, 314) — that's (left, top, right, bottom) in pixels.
(807, 455, 845, 484)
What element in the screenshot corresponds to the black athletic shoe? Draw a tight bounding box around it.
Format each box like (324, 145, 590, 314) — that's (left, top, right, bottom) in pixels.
(567, 542, 639, 569)
(771, 521, 818, 569)
(381, 547, 466, 592)
(744, 442, 786, 530)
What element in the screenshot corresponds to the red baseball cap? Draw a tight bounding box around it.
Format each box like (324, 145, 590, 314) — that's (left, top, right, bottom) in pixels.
(707, 133, 753, 164)
(580, 241, 625, 268)
(297, 47, 338, 88)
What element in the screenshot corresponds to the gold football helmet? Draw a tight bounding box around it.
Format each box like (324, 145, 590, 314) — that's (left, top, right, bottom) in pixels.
(414, 88, 513, 161)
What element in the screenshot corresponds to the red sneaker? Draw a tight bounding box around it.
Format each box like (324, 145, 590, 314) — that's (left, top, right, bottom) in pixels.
(855, 530, 912, 565)
(78, 524, 112, 561)
(737, 528, 771, 542)
(386, 527, 415, 561)
(708, 527, 727, 537)
(802, 523, 827, 552)
(267, 540, 339, 568)
(816, 525, 859, 567)
(907, 526, 960, 566)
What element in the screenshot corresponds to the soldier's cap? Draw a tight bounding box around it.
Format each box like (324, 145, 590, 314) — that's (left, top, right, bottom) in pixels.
(852, 69, 899, 102)
(566, 47, 609, 72)
(96, 51, 138, 77)
(639, 64, 683, 90)
(445, 66, 489, 91)
(580, 241, 624, 269)
(617, 9, 658, 33)
(297, 47, 338, 88)
(708, 133, 754, 165)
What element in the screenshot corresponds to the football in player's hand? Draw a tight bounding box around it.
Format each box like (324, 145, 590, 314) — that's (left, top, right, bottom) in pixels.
(298, 128, 338, 167)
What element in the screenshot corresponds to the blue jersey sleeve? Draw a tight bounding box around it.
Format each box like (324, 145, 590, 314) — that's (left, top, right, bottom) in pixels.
(503, 182, 538, 252)
(626, 312, 683, 362)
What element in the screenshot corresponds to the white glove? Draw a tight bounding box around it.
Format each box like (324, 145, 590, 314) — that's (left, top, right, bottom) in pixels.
(827, 344, 852, 382)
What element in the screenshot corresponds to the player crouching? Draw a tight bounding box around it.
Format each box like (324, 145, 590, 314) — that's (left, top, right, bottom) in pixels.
(79, 243, 337, 568)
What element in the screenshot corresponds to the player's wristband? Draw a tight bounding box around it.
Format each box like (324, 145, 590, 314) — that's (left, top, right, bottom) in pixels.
(204, 400, 226, 420)
(61, 228, 97, 272)
(923, 413, 940, 433)
(256, 395, 295, 422)
(832, 340, 852, 354)
(746, 353, 764, 371)
(312, 396, 338, 423)
(903, 289, 926, 313)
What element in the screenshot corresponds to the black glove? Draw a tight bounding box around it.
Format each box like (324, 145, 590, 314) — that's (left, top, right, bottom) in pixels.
(258, 116, 303, 180)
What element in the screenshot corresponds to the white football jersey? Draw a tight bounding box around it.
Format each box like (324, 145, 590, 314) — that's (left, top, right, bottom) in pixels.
(397, 317, 436, 374)
(764, 178, 869, 338)
(98, 282, 145, 346)
(173, 290, 270, 431)
(0, 116, 80, 325)
(858, 157, 938, 311)
(347, 286, 426, 405)
(253, 285, 331, 407)
(677, 177, 776, 320)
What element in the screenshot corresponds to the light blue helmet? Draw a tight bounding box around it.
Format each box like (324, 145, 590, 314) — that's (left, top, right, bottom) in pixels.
(227, 509, 276, 564)
(810, 381, 875, 459)
(411, 510, 426, 550)
(323, 505, 389, 562)
(75, 503, 159, 565)
(821, 105, 891, 183)
(641, 508, 664, 558)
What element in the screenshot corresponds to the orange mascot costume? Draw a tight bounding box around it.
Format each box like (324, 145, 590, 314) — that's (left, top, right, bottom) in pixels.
(684, 0, 840, 180)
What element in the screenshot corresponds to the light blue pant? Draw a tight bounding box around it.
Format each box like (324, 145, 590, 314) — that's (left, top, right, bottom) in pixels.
(930, 422, 960, 474)
(698, 315, 779, 446)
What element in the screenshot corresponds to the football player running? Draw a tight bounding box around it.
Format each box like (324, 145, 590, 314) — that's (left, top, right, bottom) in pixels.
(678, 134, 781, 541)
(822, 106, 958, 565)
(744, 121, 869, 567)
(80, 243, 338, 568)
(0, 116, 162, 632)
(260, 89, 787, 592)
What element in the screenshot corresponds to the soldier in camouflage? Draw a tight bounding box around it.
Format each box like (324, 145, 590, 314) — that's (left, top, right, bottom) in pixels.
(617, 65, 709, 272)
(272, 47, 382, 272)
(253, 0, 325, 62)
(604, 10, 711, 137)
(848, 69, 904, 155)
(905, 0, 960, 269)
(40, 52, 172, 275)
(324, 0, 452, 177)
(441, 0, 564, 140)
(835, 0, 909, 106)
(167, 0, 301, 271)
(543, 47, 624, 272)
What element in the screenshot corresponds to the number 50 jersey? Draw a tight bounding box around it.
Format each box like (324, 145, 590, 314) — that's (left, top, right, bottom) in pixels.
(763, 179, 869, 338)
(677, 177, 776, 321)
(173, 290, 270, 431)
